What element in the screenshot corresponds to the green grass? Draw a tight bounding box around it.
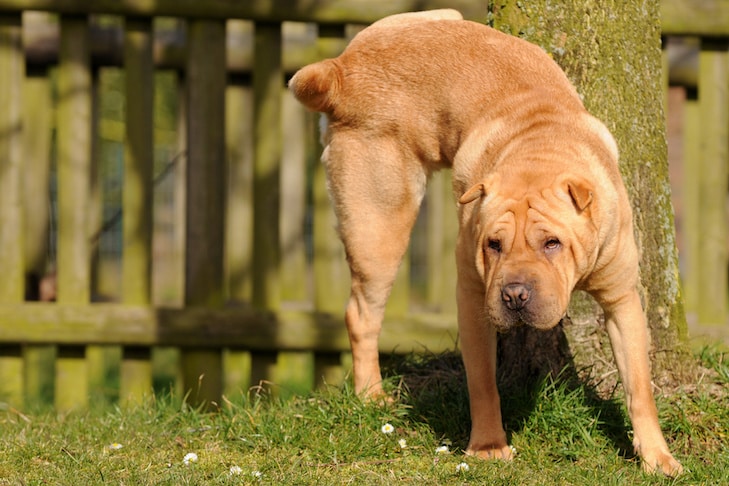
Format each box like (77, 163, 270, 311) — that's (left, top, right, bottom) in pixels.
(1, 348, 727, 485)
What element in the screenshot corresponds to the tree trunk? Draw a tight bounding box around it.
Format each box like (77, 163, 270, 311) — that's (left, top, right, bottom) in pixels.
(489, 0, 695, 392)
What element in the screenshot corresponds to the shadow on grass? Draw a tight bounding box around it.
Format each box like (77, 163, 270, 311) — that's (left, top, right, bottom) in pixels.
(381, 345, 635, 461)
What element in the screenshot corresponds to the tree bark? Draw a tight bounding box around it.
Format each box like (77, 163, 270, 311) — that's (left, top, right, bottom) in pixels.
(489, 0, 695, 392)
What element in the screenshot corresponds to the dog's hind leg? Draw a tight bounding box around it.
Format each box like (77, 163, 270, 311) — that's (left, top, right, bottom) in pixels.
(323, 135, 428, 398)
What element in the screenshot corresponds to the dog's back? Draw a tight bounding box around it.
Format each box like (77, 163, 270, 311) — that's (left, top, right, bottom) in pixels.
(289, 11, 584, 168)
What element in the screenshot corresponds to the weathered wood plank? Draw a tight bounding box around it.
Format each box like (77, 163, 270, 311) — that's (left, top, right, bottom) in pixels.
(55, 14, 92, 411)
(311, 25, 349, 388)
(681, 89, 700, 316)
(57, 15, 91, 305)
(0, 345, 23, 406)
(123, 16, 154, 306)
(0, 13, 24, 304)
(697, 39, 729, 326)
(121, 17, 155, 405)
(120, 346, 152, 404)
(22, 69, 52, 280)
(280, 84, 309, 303)
(55, 345, 88, 411)
(662, 0, 729, 37)
(0, 0, 488, 24)
(249, 21, 284, 389)
(183, 19, 227, 405)
(252, 21, 283, 311)
(224, 21, 255, 396)
(225, 21, 254, 303)
(426, 171, 458, 314)
(0, 304, 458, 352)
(22, 345, 55, 404)
(0, 13, 24, 407)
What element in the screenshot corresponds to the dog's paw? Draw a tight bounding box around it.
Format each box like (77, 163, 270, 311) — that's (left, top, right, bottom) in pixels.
(640, 450, 683, 477)
(465, 444, 516, 460)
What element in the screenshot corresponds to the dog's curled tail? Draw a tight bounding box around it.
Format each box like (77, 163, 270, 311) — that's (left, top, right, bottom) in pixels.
(289, 60, 341, 114)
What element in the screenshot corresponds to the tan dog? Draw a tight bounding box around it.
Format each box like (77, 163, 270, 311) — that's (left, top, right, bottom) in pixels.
(289, 9, 682, 475)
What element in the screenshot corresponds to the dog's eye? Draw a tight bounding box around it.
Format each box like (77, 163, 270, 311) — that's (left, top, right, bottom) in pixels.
(487, 239, 502, 253)
(544, 238, 561, 251)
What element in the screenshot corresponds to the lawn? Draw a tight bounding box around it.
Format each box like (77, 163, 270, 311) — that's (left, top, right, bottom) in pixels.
(1, 347, 727, 485)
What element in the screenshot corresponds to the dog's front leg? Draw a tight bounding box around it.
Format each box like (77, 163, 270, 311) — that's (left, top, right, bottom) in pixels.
(602, 291, 682, 476)
(458, 277, 513, 460)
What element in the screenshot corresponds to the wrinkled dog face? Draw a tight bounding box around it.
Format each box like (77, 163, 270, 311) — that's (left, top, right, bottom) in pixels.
(464, 174, 598, 332)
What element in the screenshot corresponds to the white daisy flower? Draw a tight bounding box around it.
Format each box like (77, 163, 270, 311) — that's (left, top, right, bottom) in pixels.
(182, 452, 198, 465)
(435, 445, 450, 454)
(229, 465, 242, 476)
(381, 423, 395, 434)
(456, 462, 470, 472)
(107, 443, 123, 451)
(398, 438, 408, 449)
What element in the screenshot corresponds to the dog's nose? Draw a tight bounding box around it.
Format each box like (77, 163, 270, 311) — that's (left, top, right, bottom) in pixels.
(501, 283, 531, 311)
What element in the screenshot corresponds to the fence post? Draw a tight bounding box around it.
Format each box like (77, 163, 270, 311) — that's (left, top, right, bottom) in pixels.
(120, 16, 155, 406)
(250, 21, 283, 389)
(182, 19, 227, 407)
(697, 38, 729, 327)
(55, 15, 93, 411)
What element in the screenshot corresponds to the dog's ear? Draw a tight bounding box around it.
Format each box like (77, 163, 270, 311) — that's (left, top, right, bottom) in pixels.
(459, 174, 500, 205)
(459, 183, 486, 204)
(566, 179, 594, 212)
(288, 59, 341, 113)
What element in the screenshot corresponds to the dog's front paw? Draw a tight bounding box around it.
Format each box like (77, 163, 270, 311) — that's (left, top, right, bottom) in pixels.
(640, 449, 683, 477)
(465, 444, 516, 460)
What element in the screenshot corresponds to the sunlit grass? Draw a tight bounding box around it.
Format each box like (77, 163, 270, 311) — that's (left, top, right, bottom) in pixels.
(1, 347, 727, 485)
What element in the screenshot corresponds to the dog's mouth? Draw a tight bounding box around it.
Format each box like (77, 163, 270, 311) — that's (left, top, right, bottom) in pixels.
(491, 307, 568, 333)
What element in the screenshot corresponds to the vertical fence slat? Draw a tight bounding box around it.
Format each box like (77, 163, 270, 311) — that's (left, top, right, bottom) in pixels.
(123, 17, 154, 307)
(281, 82, 308, 303)
(0, 13, 24, 406)
(226, 21, 254, 305)
(277, 22, 316, 394)
(426, 171, 458, 314)
(225, 20, 255, 396)
(681, 87, 700, 316)
(252, 21, 282, 310)
(183, 18, 226, 406)
(312, 25, 348, 388)
(250, 21, 283, 388)
(55, 14, 93, 411)
(173, 68, 187, 306)
(697, 39, 729, 326)
(120, 16, 155, 405)
(22, 76, 52, 281)
(0, 13, 23, 304)
(22, 59, 54, 405)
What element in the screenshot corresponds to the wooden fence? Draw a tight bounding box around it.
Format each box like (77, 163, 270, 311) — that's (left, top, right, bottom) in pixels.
(662, 0, 729, 330)
(0, 0, 726, 411)
(0, 1, 488, 410)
